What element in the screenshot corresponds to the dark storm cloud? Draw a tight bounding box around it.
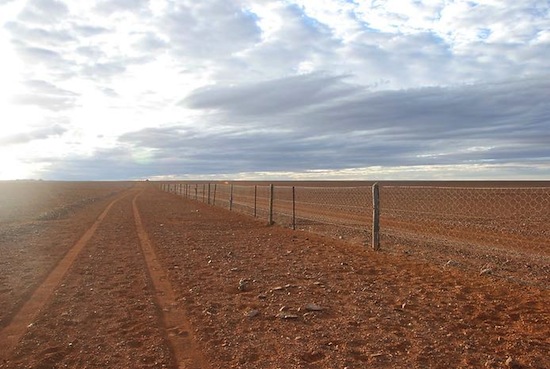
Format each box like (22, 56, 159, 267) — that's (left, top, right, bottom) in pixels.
(0, 125, 67, 146)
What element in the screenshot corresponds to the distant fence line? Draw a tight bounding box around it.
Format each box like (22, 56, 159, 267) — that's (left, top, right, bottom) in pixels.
(158, 182, 550, 254)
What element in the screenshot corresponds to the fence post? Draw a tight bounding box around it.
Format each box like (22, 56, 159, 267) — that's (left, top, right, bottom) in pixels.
(292, 186, 296, 230)
(207, 183, 211, 204)
(213, 184, 217, 206)
(195, 184, 198, 200)
(372, 182, 380, 250)
(229, 184, 233, 211)
(268, 184, 274, 225)
(254, 185, 257, 218)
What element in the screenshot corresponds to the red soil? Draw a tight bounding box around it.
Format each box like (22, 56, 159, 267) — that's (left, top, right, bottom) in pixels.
(0, 182, 548, 368)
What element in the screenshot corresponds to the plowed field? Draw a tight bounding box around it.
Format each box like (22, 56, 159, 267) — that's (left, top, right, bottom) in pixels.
(0, 182, 548, 368)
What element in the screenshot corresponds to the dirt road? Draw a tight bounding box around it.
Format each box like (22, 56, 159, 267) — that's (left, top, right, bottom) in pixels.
(1, 184, 548, 368)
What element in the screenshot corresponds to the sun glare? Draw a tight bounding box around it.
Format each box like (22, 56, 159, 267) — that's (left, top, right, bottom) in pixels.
(0, 152, 32, 180)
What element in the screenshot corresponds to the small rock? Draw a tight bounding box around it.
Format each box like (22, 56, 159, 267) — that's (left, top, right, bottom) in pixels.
(305, 303, 323, 312)
(446, 260, 459, 267)
(480, 268, 493, 276)
(238, 278, 249, 291)
(245, 309, 259, 318)
(276, 312, 299, 319)
(257, 293, 267, 299)
(505, 356, 519, 368)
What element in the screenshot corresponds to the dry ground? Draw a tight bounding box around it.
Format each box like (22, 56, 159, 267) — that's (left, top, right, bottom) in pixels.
(0, 182, 548, 368)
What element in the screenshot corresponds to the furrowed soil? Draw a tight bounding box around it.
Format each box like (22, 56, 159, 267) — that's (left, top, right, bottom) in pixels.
(0, 182, 548, 368)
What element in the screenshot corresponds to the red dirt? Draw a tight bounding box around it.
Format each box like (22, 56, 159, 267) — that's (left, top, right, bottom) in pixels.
(0, 182, 548, 368)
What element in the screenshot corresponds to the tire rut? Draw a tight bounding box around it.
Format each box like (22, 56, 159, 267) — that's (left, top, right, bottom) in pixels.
(0, 189, 134, 360)
(133, 192, 210, 369)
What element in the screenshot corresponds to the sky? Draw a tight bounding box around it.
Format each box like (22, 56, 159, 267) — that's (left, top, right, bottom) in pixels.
(0, 0, 549, 181)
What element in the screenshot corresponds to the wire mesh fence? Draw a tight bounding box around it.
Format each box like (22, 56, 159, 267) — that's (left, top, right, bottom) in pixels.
(158, 181, 550, 287)
(159, 182, 550, 255)
(380, 186, 550, 255)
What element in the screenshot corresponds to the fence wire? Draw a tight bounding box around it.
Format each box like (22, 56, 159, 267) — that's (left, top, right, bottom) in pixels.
(160, 182, 550, 255)
(380, 186, 550, 255)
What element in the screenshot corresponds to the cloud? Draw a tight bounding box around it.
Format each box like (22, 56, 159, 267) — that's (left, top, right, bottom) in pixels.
(222, 3, 341, 81)
(11, 79, 79, 111)
(158, 0, 262, 59)
(17, 0, 69, 25)
(183, 73, 362, 116)
(119, 74, 550, 176)
(72, 24, 110, 37)
(4, 21, 75, 45)
(2, 0, 550, 180)
(0, 125, 67, 146)
(133, 32, 168, 52)
(94, 0, 150, 15)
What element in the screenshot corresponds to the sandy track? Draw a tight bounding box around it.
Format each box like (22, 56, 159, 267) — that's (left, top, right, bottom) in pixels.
(0, 191, 129, 358)
(132, 192, 209, 369)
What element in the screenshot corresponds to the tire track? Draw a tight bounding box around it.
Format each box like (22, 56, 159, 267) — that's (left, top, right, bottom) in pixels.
(132, 192, 210, 369)
(0, 190, 133, 360)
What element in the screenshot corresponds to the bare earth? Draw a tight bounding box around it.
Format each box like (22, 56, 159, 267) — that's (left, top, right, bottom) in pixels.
(0, 182, 548, 368)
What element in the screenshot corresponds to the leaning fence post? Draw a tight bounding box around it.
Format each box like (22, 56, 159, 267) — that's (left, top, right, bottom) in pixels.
(229, 184, 234, 210)
(372, 182, 380, 250)
(268, 184, 274, 225)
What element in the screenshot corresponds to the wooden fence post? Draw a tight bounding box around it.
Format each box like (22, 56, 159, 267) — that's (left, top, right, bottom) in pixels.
(213, 184, 217, 206)
(268, 184, 274, 225)
(207, 183, 211, 204)
(229, 184, 233, 211)
(372, 182, 380, 250)
(254, 185, 257, 218)
(292, 186, 296, 230)
(194, 184, 198, 200)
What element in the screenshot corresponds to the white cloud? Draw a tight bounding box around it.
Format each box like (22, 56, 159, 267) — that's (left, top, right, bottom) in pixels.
(0, 0, 549, 180)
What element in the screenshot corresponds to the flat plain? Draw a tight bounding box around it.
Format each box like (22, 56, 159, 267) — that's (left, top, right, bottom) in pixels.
(0, 181, 548, 368)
